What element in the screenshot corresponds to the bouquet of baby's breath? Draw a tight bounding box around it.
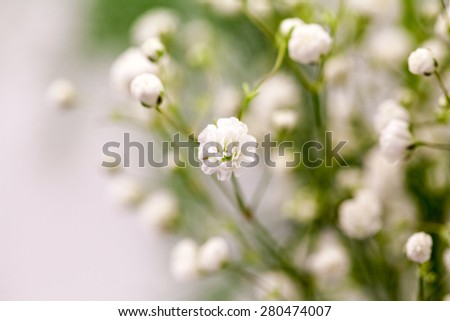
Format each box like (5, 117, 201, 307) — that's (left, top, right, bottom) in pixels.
(51, 0, 450, 300)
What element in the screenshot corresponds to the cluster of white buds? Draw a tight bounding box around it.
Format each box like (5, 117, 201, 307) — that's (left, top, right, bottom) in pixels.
(379, 119, 413, 164)
(405, 232, 433, 264)
(288, 23, 332, 64)
(169, 236, 231, 282)
(408, 48, 437, 76)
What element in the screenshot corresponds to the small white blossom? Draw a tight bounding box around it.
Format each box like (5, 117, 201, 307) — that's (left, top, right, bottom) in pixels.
(271, 109, 298, 130)
(141, 37, 166, 62)
(279, 18, 304, 37)
(108, 177, 144, 207)
(379, 119, 413, 164)
(288, 24, 332, 64)
(324, 55, 353, 85)
(110, 47, 159, 96)
(307, 244, 349, 285)
(255, 272, 298, 300)
(375, 99, 410, 133)
(405, 232, 433, 264)
(408, 48, 437, 76)
(170, 239, 199, 282)
(338, 189, 382, 239)
(139, 190, 178, 230)
(131, 9, 178, 45)
(197, 237, 231, 273)
(444, 248, 450, 272)
(198, 117, 257, 181)
(130, 73, 165, 108)
(46, 78, 77, 109)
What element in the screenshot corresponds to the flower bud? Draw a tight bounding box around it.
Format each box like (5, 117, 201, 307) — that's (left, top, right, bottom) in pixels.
(288, 24, 332, 64)
(170, 239, 199, 282)
(130, 73, 164, 108)
(408, 48, 437, 76)
(405, 232, 433, 264)
(197, 237, 231, 273)
(46, 78, 77, 109)
(139, 190, 178, 231)
(379, 119, 413, 164)
(141, 37, 166, 62)
(279, 18, 304, 37)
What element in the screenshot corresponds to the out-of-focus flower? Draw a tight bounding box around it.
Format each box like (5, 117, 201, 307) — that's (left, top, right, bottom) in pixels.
(46, 78, 77, 109)
(288, 24, 332, 64)
(279, 18, 304, 37)
(110, 48, 159, 96)
(170, 239, 199, 282)
(375, 99, 410, 132)
(271, 109, 298, 130)
(444, 248, 450, 272)
(139, 190, 178, 230)
(208, 0, 242, 16)
(198, 117, 257, 181)
(130, 73, 165, 108)
(405, 232, 433, 264)
(255, 272, 298, 300)
(338, 189, 382, 239)
(422, 39, 447, 65)
(444, 294, 450, 301)
(379, 119, 413, 164)
(435, 8, 450, 41)
(248, 0, 272, 18)
(131, 9, 178, 45)
(408, 48, 437, 76)
(368, 27, 412, 65)
(282, 190, 317, 223)
(197, 236, 231, 273)
(324, 55, 353, 85)
(345, 0, 401, 21)
(107, 176, 145, 207)
(307, 243, 349, 285)
(141, 37, 166, 62)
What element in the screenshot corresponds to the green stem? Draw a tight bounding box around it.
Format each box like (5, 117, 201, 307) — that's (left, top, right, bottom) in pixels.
(434, 71, 450, 105)
(418, 269, 425, 301)
(155, 106, 196, 142)
(231, 175, 253, 220)
(311, 89, 322, 132)
(413, 141, 450, 151)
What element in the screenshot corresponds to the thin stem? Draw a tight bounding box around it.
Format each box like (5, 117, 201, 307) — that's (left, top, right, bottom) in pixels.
(155, 106, 196, 141)
(434, 71, 450, 105)
(231, 175, 253, 220)
(310, 89, 322, 132)
(418, 269, 425, 301)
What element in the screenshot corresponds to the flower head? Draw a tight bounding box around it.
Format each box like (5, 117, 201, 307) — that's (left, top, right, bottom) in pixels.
(170, 239, 199, 282)
(198, 117, 257, 181)
(379, 119, 413, 164)
(139, 190, 178, 230)
(338, 189, 382, 239)
(408, 48, 437, 76)
(197, 237, 231, 273)
(405, 232, 433, 264)
(375, 99, 410, 133)
(288, 24, 332, 64)
(130, 73, 165, 108)
(141, 37, 166, 62)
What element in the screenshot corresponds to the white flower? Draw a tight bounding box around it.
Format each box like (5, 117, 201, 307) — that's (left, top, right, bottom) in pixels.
(444, 248, 450, 272)
(279, 18, 304, 37)
(107, 177, 144, 207)
(368, 27, 412, 65)
(198, 117, 257, 181)
(307, 244, 349, 285)
(255, 272, 298, 300)
(405, 232, 433, 264)
(379, 119, 413, 164)
(131, 9, 178, 45)
(46, 78, 77, 109)
(288, 24, 332, 64)
(208, 0, 242, 16)
(197, 237, 231, 273)
(375, 99, 410, 132)
(139, 190, 178, 230)
(130, 73, 164, 108)
(170, 239, 199, 282)
(324, 55, 353, 85)
(141, 37, 166, 62)
(110, 47, 159, 96)
(338, 189, 382, 239)
(271, 109, 298, 130)
(435, 8, 450, 41)
(408, 48, 437, 76)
